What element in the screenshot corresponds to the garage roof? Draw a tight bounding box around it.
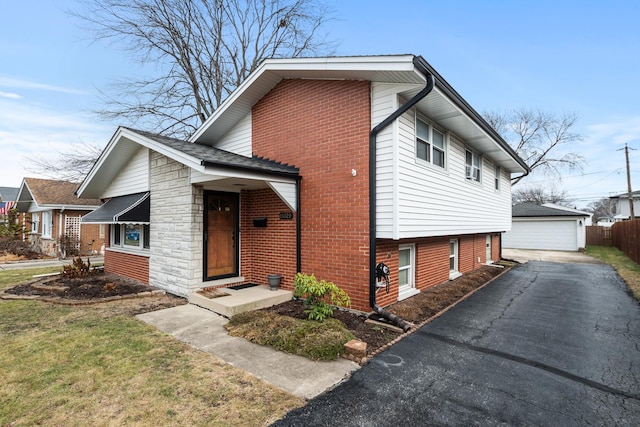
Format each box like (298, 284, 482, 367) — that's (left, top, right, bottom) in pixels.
(513, 203, 590, 217)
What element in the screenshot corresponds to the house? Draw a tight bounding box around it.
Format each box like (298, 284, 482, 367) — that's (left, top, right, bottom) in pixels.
(502, 203, 591, 251)
(0, 186, 19, 215)
(15, 178, 106, 257)
(595, 215, 616, 227)
(77, 55, 528, 313)
(609, 190, 640, 221)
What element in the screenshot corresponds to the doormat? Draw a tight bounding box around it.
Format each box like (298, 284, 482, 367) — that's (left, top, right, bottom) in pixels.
(228, 283, 258, 291)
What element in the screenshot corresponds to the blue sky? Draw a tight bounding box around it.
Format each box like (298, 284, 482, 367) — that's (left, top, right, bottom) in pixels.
(1, 0, 639, 208)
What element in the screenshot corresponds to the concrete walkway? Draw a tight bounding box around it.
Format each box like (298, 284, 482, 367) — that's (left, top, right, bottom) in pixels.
(0, 256, 104, 270)
(136, 304, 359, 400)
(502, 248, 601, 264)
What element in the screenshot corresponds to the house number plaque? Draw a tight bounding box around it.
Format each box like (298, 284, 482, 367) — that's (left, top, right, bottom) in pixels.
(279, 212, 293, 220)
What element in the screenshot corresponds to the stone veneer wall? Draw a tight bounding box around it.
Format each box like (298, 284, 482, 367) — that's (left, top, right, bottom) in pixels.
(148, 152, 203, 296)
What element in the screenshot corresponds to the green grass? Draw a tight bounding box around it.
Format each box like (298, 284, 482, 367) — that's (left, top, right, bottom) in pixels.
(586, 245, 640, 300)
(0, 268, 303, 426)
(0, 266, 62, 290)
(226, 311, 355, 361)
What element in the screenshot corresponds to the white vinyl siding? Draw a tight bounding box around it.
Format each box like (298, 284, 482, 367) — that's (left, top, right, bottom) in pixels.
(373, 82, 408, 237)
(215, 113, 252, 157)
(376, 104, 513, 239)
(103, 147, 150, 198)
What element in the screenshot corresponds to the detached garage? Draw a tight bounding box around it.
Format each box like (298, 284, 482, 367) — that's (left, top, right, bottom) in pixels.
(502, 203, 591, 251)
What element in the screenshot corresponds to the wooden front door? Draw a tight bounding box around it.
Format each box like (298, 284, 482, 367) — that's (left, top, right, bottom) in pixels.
(204, 191, 239, 280)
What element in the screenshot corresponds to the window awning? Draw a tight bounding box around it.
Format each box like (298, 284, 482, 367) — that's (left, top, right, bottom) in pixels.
(81, 192, 150, 224)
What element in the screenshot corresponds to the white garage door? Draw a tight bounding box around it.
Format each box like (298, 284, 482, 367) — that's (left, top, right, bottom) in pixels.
(503, 220, 577, 251)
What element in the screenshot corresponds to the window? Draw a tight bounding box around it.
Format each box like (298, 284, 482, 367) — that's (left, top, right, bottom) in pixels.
(398, 244, 418, 300)
(416, 117, 446, 168)
(494, 165, 501, 190)
(449, 239, 459, 274)
(41, 211, 52, 238)
(465, 149, 481, 182)
(112, 224, 121, 246)
(110, 223, 150, 251)
(398, 246, 413, 288)
(31, 213, 40, 233)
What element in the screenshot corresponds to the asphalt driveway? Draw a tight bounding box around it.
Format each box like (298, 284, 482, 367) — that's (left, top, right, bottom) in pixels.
(274, 261, 640, 426)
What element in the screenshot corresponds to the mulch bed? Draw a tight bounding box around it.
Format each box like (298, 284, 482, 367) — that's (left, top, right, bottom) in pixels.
(5, 272, 156, 300)
(263, 264, 510, 356)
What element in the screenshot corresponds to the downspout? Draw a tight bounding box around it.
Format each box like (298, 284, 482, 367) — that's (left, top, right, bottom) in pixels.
(296, 177, 301, 273)
(369, 57, 435, 333)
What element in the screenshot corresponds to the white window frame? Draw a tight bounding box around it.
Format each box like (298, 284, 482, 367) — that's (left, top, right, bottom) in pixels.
(41, 210, 52, 238)
(31, 212, 40, 233)
(450, 239, 461, 279)
(494, 165, 501, 190)
(415, 115, 446, 169)
(465, 149, 481, 182)
(398, 244, 419, 301)
(110, 223, 150, 252)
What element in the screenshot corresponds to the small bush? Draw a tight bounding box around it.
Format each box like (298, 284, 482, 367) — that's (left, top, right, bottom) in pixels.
(294, 273, 350, 321)
(226, 311, 355, 361)
(61, 257, 99, 278)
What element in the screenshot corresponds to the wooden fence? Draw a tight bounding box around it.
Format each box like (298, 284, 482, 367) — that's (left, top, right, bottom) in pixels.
(611, 220, 640, 265)
(586, 226, 612, 246)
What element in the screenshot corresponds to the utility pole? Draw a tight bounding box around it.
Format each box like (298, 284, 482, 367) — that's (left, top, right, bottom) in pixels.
(618, 144, 636, 220)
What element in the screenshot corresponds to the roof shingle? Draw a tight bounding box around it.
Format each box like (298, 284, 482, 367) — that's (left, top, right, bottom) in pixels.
(23, 178, 101, 206)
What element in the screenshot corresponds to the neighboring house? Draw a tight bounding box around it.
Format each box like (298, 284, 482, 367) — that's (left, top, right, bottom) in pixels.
(609, 190, 640, 221)
(0, 186, 19, 215)
(596, 215, 616, 227)
(502, 203, 591, 251)
(77, 55, 528, 312)
(15, 178, 106, 257)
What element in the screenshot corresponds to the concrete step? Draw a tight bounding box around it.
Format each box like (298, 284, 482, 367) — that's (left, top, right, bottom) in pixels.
(188, 285, 293, 317)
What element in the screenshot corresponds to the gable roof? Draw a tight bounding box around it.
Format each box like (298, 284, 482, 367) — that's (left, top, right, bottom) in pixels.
(512, 203, 590, 218)
(17, 178, 101, 210)
(190, 54, 528, 174)
(0, 187, 19, 202)
(77, 127, 299, 198)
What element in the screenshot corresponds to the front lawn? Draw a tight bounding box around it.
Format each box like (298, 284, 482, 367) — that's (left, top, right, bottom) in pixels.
(586, 245, 640, 300)
(0, 268, 303, 426)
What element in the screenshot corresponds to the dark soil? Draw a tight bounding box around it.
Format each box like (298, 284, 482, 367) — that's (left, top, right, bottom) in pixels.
(264, 264, 510, 355)
(6, 272, 156, 300)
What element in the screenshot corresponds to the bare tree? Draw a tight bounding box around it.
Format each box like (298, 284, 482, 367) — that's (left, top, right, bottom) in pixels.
(26, 142, 104, 183)
(75, 0, 335, 138)
(485, 108, 585, 185)
(586, 197, 617, 221)
(512, 184, 573, 206)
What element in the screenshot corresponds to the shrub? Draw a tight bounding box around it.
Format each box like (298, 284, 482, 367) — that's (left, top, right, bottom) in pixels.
(61, 257, 99, 278)
(294, 273, 351, 321)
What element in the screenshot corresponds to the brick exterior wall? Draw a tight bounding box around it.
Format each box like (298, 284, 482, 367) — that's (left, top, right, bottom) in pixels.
(252, 79, 372, 309)
(374, 234, 499, 309)
(240, 188, 297, 289)
(105, 250, 149, 283)
(458, 234, 489, 273)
